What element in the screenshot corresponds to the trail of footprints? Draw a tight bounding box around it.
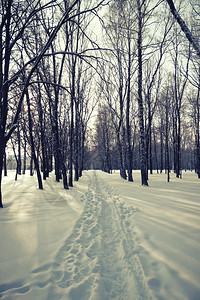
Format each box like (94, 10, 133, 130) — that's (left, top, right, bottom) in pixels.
(49, 172, 149, 300)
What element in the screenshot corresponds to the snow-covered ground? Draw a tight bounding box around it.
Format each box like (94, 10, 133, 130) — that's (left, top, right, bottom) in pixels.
(0, 170, 200, 300)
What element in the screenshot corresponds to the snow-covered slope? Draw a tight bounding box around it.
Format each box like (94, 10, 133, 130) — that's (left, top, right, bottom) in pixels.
(0, 170, 200, 299)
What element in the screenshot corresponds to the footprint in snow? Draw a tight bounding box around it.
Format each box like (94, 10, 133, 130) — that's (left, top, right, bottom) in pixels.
(48, 172, 150, 300)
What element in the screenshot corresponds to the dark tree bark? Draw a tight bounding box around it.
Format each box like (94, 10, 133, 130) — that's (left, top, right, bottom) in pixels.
(17, 122, 22, 175)
(160, 118, 164, 174)
(30, 152, 34, 176)
(0, 153, 3, 207)
(23, 139, 27, 174)
(3, 151, 7, 177)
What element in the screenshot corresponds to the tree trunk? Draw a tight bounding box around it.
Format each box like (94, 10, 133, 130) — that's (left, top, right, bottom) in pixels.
(121, 125, 127, 179)
(23, 140, 26, 174)
(30, 153, 34, 176)
(195, 74, 200, 178)
(45, 147, 49, 177)
(149, 121, 153, 175)
(137, 0, 148, 186)
(79, 126, 85, 177)
(69, 62, 75, 187)
(160, 119, 164, 174)
(3, 151, 7, 176)
(48, 145, 53, 173)
(74, 101, 79, 181)
(105, 124, 112, 173)
(26, 88, 43, 190)
(126, 32, 133, 182)
(176, 113, 181, 178)
(17, 123, 21, 175)
(165, 95, 170, 182)
(11, 140, 19, 181)
(0, 146, 4, 208)
(116, 130, 126, 179)
(153, 127, 159, 173)
(37, 80, 47, 180)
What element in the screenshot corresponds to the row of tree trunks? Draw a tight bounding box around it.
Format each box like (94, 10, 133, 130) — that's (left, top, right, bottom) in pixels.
(0, 0, 89, 207)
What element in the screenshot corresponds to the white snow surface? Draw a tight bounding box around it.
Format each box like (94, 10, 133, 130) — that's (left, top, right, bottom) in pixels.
(0, 170, 200, 300)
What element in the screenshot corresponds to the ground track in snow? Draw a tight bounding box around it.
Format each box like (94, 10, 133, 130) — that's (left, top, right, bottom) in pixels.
(49, 172, 150, 300)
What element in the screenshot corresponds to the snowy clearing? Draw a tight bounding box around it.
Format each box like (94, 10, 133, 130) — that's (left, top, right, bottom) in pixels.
(0, 170, 200, 300)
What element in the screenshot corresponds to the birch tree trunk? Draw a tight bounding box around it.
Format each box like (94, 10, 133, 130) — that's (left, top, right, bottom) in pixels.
(137, 0, 148, 186)
(126, 32, 133, 182)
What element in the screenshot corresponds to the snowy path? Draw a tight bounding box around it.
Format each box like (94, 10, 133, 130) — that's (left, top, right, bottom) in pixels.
(48, 172, 150, 300)
(1, 170, 200, 299)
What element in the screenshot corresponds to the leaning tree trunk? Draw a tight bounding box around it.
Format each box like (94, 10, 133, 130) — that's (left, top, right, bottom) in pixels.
(165, 0, 200, 58)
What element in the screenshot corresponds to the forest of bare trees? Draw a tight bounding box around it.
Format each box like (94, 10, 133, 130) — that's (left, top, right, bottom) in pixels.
(1, 0, 200, 208)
